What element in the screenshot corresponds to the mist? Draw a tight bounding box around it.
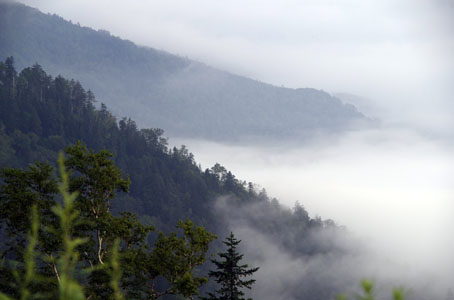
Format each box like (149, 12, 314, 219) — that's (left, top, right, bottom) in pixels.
(215, 196, 449, 299)
(174, 126, 453, 297)
(17, 0, 454, 132)
(12, 0, 453, 296)
(219, 199, 450, 300)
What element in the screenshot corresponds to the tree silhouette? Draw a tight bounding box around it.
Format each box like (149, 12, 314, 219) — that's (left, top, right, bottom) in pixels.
(206, 232, 259, 300)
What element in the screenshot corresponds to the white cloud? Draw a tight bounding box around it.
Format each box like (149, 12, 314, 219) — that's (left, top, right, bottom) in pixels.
(173, 127, 454, 288)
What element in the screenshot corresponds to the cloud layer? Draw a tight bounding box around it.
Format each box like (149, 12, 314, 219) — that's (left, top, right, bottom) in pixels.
(215, 193, 450, 300)
(174, 127, 454, 294)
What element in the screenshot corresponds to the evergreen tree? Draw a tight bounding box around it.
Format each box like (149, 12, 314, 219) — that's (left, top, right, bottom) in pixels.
(206, 232, 259, 300)
(0, 142, 217, 299)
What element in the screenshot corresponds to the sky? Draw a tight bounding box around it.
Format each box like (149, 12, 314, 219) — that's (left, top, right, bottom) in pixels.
(18, 0, 454, 132)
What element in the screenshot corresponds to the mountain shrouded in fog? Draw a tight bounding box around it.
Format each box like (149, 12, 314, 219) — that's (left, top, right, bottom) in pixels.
(0, 55, 450, 300)
(0, 1, 368, 141)
(0, 0, 452, 299)
(0, 58, 372, 300)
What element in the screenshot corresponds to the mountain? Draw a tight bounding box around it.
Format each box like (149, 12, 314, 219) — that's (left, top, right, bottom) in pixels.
(0, 58, 359, 300)
(0, 1, 368, 141)
(334, 93, 384, 122)
(1, 61, 438, 300)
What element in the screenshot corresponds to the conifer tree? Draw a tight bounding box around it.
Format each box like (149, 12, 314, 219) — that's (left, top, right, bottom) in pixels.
(206, 232, 259, 300)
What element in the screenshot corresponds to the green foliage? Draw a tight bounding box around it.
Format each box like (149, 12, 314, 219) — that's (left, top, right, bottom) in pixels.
(0, 58, 351, 299)
(52, 152, 88, 300)
(0, 153, 131, 300)
(336, 294, 347, 300)
(0, 205, 40, 300)
(206, 232, 259, 300)
(145, 220, 217, 299)
(18, 206, 40, 300)
(392, 288, 404, 300)
(0, 162, 58, 298)
(0, 145, 217, 299)
(0, 56, 225, 232)
(358, 280, 374, 300)
(336, 280, 405, 300)
(0, 162, 57, 242)
(64, 142, 130, 268)
(107, 239, 124, 300)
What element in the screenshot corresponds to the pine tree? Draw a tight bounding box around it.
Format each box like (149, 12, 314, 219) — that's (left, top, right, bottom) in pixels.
(206, 232, 259, 300)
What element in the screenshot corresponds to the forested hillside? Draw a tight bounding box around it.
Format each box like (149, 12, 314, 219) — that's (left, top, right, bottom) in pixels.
(0, 59, 358, 299)
(0, 1, 368, 141)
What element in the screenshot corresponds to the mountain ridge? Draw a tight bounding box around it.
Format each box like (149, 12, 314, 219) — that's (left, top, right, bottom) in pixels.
(0, 1, 370, 141)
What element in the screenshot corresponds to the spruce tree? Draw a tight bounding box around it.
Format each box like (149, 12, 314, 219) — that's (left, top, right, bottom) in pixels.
(206, 232, 259, 300)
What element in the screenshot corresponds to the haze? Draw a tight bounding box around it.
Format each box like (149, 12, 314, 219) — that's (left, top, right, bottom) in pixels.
(15, 0, 454, 294)
(18, 0, 453, 131)
(174, 128, 453, 288)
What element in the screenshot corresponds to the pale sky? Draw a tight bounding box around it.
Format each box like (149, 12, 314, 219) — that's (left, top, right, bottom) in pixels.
(19, 0, 454, 132)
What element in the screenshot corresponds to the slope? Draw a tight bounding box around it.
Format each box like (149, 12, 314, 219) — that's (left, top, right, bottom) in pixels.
(0, 57, 364, 300)
(0, 1, 368, 141)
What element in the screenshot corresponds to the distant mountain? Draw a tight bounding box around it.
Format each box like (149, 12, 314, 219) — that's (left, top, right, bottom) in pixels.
(334, 93, 383, 122)
(0, 1, 368, 141)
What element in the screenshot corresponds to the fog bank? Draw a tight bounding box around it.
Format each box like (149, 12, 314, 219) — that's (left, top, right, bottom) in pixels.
(173, 127, 454, 294)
